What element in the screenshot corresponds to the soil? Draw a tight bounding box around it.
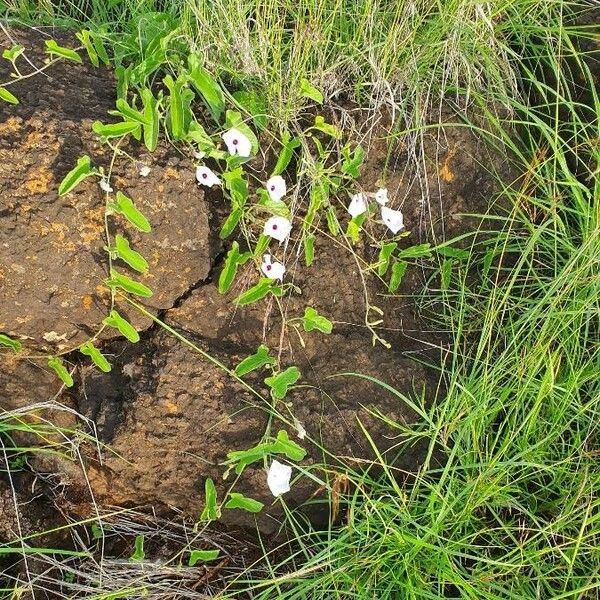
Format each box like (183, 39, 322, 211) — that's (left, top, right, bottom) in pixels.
(0, 25, 512, 546)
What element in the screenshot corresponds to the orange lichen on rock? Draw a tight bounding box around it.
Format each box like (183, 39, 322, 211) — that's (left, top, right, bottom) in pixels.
(439, 146, 457, 183)
(23, 165, 54, 194)
(82, 295, 93, 310)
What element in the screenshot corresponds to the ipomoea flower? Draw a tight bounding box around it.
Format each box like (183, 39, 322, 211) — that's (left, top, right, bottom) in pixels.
(263, 216, 292, 242)
(267, 459, 292, 497)
(195, 165, 221, 187)
(375, 188, 388, 205)
(261, 254, 286, 280)
(139, 164, 151, 177)
(381, 206, 404, 234)
(347, 193, 368, 218)
(99, 178, 113, 193)
(266, 175, 287, 201)
(222, 127, 252, 157)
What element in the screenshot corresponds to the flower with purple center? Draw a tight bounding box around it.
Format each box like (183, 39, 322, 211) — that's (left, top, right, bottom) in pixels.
(261, 254, 286, 280)
(222, 127, 252, 157)
(265, 175, 287, 201)
(263, 215, 292, 242)
(195, 165, 221, 187)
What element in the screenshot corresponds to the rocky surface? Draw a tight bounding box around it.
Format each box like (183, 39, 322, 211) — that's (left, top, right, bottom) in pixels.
(0, 27, 510, 532)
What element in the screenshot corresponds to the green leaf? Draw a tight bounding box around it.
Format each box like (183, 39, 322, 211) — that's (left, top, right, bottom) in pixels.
(226, 443, 273, 474)
(91, 31, 110, 65)
(271, 430, 306, 461)
(163, 74, 186, 140)
(272, 134, 301, 176)
(2, 45, 25, 62)
(189, 550, 220, 566)
(105, 271, 153, 298)
(200, 478, 220, 521)
(0, 87, 18, 105)
(388, 260, 408, 293)
(130, 535, 145, 561)
(115, 98, 149, 125)
(110, 192, 151, 233)
(218, 242, 251, 294)
(44, 39, 82, 63)
(223, 167, 248, 206)
(347, 219, 360, 243)
(304, 180, 329, 230)
(441, 258, 453, 290)
(326, 206, 340, 236)
(234, 279, 273, 306)
(341, 144, 365, 179)
(0, 334, 22, 352)
(397, 243, 432, 259)
(264, 366, 301, 400)
(437, 245, 470, 260)
(47, 357, 74, 388)
(377, 242, 397, 276)
(232, 90, 267, 131)
(75, 30, 99, 67)
(304, 234, 315, 267)
(114, 234, 149, 273)
(302, 307, 333, 334)
(300, 78, 324, 103)
(234, 344, 276, 377)
(58, 155, 92, 196)
(141, 88, 159, 152)
(79, 342, 111, 373)
(92, 120, 141, 139)
(313, 115, 341, 139)
(224, 493, 264, 513)
(188, 55, 224, 122)
(186, 120, 214, 149)
(103, 310, 140, 343)
(219, 207, 243, 239)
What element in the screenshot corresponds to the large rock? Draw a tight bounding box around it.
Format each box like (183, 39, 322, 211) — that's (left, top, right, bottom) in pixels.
(0, 28, 211, 353)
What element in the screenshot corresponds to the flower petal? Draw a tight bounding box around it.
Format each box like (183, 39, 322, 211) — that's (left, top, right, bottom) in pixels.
(193, 150, 206, 160)
(293, 418, 306, 440)
(375, 188, 388, 205)
(139, 165, 151, 177)
(266, 175, 287, 201)
(261, 254, 286, 280)
(381, 206, 404, 234)
(263, 216, 292, 242)
(267, 459, 292, 497)
(222, 127, 252, 157)
(99, 178, 113, 193)
(347, 193, 368, 218)
(196, 165, 221, 187)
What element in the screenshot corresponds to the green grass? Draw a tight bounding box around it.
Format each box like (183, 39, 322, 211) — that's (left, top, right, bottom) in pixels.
(1, 0, 598, 598)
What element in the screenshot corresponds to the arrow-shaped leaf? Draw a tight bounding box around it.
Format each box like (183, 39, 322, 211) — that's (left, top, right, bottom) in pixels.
(0, 334, 22, 352)
(103, 310, 140, 343)
(264, 366, 301, 400)
(58, 155, 92, 196)
(105, 271, 153, 298)
(114, 234, 149, 273)
(224, 493, 264, 513)
(302, 307, 333, 334)
(45, 39, 82, 63)
(47, 357, 74, 387)
(109, 192, 151, 233)
(234, 344, 276, 377)
(199, 478, 220, 521)
(79, 341, 111, 373)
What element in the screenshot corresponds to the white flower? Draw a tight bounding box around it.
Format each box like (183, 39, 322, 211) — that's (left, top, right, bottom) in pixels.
(347, 193, 368, 218)
(195, 165, 221, 187)
(263, 216, 292, 242)
(139, 164, 151, 177)
(261, 254, 286, 280)
(99, 178, 113, 193)
(222, 127, 252, 157)
(193, 150, 206, 160)
(267, 459, 292, 497)
(266, 175, 286, 201)
(375, 188, 388, 205)
(381, 206, 404, 234)
(293, 418, 306, 440)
